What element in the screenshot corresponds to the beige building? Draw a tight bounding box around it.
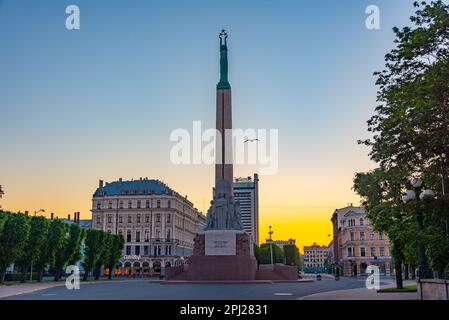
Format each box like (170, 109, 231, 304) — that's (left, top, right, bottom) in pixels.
(303, 243, 329, 273)
(331, 205, 392, 276)
(91, 178, 206, 276)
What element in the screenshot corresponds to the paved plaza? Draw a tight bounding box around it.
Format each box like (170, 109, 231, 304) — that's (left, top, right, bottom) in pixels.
(0, 276, 417, 300)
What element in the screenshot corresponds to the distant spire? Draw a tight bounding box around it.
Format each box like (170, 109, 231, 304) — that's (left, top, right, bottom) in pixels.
(217, 29, 231, 90)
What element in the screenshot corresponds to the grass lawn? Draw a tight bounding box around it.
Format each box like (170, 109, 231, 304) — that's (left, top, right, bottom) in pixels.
(378, 284, 417, 293)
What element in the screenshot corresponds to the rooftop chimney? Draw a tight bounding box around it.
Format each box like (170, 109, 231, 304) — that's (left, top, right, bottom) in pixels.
(50, 212, 54, 220)
(25, 210, 29, 216)
(68, 214, 71, 221)
(99, 180, 104, 188)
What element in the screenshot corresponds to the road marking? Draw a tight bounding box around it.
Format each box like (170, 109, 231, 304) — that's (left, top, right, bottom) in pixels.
(41, 293, 56, 296)
(274, 293, 293, 296)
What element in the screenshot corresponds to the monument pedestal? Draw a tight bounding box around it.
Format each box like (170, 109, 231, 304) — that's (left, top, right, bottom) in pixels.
(168, 230, 257, 281)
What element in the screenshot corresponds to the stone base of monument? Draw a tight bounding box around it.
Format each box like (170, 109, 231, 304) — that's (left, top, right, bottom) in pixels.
(166, 230, 258, 281)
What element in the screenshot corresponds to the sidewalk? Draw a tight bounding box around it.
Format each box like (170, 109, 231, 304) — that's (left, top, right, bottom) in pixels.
(301, 280, 419, 300)
(0, 278, 148, 299)
(0, 282, 65, 299)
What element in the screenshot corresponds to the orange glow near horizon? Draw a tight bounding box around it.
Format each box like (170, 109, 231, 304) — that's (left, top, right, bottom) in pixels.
(1, 158, 368, 254)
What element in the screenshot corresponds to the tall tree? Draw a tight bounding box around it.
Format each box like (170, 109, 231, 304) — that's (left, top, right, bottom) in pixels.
(82, 229, 102, 281)
(44, 219, 67, 281)
(15, 216, 49, 283)
(356, 0, 449, 281)
(0, 212, 30, 283)
(94, 232, 112, 280)
(53, 223, 83, 281)
(105, 234, 125, 279)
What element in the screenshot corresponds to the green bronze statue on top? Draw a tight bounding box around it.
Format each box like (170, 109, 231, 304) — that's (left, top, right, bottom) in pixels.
(217, 29, 231, 90)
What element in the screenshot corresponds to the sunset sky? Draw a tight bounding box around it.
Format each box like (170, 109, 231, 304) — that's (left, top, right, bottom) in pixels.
(0, 0, 420, 251)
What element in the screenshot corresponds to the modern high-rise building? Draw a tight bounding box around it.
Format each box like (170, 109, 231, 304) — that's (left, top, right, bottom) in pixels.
(91, 178, 206, 276)
(233, 174, 259, 244)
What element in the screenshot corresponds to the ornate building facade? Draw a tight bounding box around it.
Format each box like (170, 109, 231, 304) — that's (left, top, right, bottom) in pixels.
(91, 178, 206, 276)
(330, 205, 392, 276)
(303, 243, 329, 273)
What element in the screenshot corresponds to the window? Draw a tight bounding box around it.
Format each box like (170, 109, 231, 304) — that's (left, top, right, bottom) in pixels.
(136, 231, 140, 242)
(156, 229, 160, 240)
(96, 215, 101, 224)
(145, 230, 149, 242)
(108, 201, 113, 209)
(157, 200, 161, 208)
(167, 214, 171, 223)
(126, 246, 131, 255)
(360, 232, 365, 241)
(135, 246, 140, 255)
(359, 218, 364, 226)
(144, 246, 149, 255)
(97, 202, 101, 210)
(119, 215, 123, 223)
(107, 215, 112, 224)
(119, 200, 123, 209)
(350, 232, 355, 241)
(146, 200, 150, 208)
(168, 200, 171, 208)
(360, 247, 366, 257)
(128, 200, 132, 209)
(128, 215, 132, 223)
(156, 214, 161, 223)
(127, 230, 131, 242)
(370, 232, 375, 240)
(137, 214, 141, 223)
(347, 247, 354, 257)
(137, 200, 141, 208)
(371, 247, 376, 256)
(145, 215, 150, 223)
(380, 247, 385, 256)
(379, 232, 384, 240)
(166, 229, 171, 241)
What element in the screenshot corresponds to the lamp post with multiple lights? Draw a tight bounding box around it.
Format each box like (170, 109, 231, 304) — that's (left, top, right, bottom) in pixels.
(401, 177, 435, 279)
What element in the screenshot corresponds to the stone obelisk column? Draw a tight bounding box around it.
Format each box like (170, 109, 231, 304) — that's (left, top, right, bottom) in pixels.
(215, 30, 233, 195)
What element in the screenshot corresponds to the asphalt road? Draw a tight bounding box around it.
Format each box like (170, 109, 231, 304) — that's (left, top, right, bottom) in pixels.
(3, 276, 395, 300)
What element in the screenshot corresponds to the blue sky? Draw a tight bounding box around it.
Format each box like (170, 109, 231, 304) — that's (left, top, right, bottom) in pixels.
(0, 0, 425, 245)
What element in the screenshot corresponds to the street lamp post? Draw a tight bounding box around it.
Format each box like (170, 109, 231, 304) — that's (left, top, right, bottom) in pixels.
(268, 226, 274, 265)
(402, 178, 434, 279)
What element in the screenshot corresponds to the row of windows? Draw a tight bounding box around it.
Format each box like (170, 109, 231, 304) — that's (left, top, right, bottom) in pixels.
(97, 213, 171, 225)
(347, 218, 367, 227)
(117, 229, 171, 242)
(347, 246, 386, 257)
(349, 231, 384, 241)
(125, 245, 172, 256)
(97, 199, 172, 210)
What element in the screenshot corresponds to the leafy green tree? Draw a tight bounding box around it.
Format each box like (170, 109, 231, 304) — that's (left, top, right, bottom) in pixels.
(94, 231, 112, 280)
(49, 220, 68, 281)
(0, 212, 30, 283)
(15, 216, 49, 283)
(105, 234, 125, 279)
(257, 243, 284, 264)
(82, 229, 102, 281)
(283, 244, 301, 269)
(53, 223, 84, 281)
(355, 0, 449, 282)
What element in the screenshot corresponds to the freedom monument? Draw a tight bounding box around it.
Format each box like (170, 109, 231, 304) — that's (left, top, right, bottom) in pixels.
(168, 30, 258, 280)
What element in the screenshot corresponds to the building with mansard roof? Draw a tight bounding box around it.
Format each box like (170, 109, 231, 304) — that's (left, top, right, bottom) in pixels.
(91, 178, 206, 276)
